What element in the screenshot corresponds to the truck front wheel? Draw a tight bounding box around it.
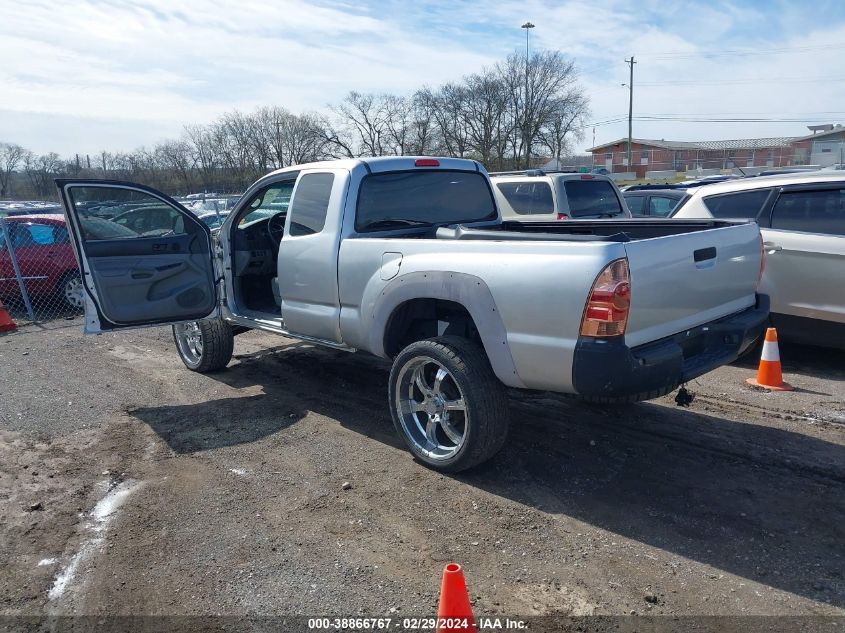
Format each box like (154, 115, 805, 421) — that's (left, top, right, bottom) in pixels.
(173, 319, 234, 372)
(389, 336, 509, 472)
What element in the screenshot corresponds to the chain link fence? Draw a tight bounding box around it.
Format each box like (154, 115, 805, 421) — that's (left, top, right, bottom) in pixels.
(591, 146, 801, 179)
(0, 215, 84, 329)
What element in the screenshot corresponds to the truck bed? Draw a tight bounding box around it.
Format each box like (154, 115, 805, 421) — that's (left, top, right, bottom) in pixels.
(436, 219, 750, 242)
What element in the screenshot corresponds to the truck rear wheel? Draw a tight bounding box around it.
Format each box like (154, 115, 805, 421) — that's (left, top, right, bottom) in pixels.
(389, 336, 509, 472)
(173, 319, 234, 372)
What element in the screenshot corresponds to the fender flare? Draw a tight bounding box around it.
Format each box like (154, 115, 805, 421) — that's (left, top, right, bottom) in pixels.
(369, 271, 526, 388)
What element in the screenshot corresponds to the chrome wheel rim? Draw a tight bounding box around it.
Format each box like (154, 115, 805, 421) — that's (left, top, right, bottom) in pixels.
(64, 275, 84, 309)
(174, 322, 204, 366)
(395, 356, 468, 461)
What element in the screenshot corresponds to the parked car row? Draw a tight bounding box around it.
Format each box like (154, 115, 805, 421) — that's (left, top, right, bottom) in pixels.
(489, 167, 843, 351)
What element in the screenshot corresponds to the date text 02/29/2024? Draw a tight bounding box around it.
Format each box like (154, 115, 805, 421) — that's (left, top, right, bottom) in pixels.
(307, 617, 527, 630)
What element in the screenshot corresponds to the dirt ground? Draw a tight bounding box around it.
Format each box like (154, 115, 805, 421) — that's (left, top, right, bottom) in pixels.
(1, 318, 843, 629)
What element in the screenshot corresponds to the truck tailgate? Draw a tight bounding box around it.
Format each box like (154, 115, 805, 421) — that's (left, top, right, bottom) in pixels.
(623, 222, 761, 348)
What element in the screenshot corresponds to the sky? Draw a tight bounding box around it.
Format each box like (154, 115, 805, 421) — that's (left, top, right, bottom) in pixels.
(2, 0, 845, 156)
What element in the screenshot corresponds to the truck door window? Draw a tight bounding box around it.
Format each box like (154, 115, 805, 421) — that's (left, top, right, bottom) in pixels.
(69, 188, 189, 239)
(770, 189, 845, 236)
(495, 182, 554, 215)
(702, 189, 771, 219)
(289, 173, 334, 236)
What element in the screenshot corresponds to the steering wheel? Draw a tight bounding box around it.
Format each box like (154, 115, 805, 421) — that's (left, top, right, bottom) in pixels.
(267, 213, 286, 245)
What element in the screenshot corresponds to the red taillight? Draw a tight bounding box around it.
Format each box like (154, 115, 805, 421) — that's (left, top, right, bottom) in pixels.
(580, 174, 595, 180)
(580, 258, 630, 337)
(557, 213, 568, 220)
(415, 159, 440, 167)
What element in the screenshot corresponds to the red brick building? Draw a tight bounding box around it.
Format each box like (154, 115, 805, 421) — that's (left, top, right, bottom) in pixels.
(791, 125, 845, 166)
(588, 137, 797, 179)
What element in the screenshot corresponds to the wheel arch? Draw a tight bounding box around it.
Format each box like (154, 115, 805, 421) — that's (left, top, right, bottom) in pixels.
(371, 271, 525, 388)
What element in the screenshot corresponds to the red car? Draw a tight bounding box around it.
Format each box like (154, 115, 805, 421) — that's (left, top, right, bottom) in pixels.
(0, 214, 83, 311)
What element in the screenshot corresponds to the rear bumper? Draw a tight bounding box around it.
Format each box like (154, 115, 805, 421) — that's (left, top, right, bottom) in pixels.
(572, 294, 770, 399)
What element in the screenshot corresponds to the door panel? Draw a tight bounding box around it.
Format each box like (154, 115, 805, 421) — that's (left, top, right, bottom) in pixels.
(277, 170, 346, 342)
(761, 185, 845, 324)
(56, 180, 217, 331)
(761, 229, 845, 323)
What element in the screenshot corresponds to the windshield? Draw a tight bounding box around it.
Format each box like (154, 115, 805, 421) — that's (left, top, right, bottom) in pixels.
(356, 170, 497, 232)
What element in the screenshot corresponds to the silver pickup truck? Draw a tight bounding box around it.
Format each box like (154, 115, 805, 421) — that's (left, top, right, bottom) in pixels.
(56, 157, 768, 472)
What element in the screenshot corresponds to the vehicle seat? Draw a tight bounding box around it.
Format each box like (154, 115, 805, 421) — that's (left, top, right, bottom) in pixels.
(271, 277, 282, 307)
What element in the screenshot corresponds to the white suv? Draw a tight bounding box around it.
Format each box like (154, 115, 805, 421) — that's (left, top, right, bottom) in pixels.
(671, 172, 845, 349)
(491, 170, 631, 222)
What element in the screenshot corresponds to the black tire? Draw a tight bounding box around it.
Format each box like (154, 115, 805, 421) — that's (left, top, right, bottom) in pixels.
(172, 319, 234, 373)
(388, 336, 509, 472)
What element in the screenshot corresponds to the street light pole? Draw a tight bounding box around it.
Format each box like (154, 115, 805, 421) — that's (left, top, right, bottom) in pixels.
(521, 22, 535, 169)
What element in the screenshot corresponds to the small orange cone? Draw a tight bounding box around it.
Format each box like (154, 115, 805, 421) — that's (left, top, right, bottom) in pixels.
(0, 300, 16, 333)
(746, 327, 792, 391)
(436, 563, 476, 633)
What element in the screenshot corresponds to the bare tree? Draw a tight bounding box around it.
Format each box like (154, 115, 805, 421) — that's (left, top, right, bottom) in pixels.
(22, 150, 63, 198)
(184, 124, 220, 190)
(331, 91, 389, 157)
(0, 142, 26, 198)
(382, 95, 411, 155)
(408, 90, 438, 155)
(537, 91, 590, 167)
(498, 51, 580, 168)
(156, 141, 195, 193)
(429, 83, 471, 158)
(461, 69, 511, 168)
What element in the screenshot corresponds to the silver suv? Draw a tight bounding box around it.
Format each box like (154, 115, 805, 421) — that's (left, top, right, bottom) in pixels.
(491, 170, 631, 222)
(672, 172, 845, 349)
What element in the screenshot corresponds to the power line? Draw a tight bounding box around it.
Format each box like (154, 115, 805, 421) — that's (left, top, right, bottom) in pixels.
(638, 76, 845, 86)
(634, 111, 845, 116)
(641, 42, 845, 60)
(633, 115, 843, 123)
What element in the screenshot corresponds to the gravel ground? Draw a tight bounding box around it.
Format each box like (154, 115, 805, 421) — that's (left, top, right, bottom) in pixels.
(1, 318, 843, 629)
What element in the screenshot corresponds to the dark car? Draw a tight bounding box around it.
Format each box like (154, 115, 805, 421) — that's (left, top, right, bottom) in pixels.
(0, 214, 83, 309)
(110, 203, 187, 236)
(623, 188, 689, 217)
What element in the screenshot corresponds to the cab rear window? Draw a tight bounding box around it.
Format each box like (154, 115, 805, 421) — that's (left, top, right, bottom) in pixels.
(356, 171, 497, 232)
(564, 180, 623, 217)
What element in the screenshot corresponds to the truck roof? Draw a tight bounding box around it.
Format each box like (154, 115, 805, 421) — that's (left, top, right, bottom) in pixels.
(263, 156, 484, 179)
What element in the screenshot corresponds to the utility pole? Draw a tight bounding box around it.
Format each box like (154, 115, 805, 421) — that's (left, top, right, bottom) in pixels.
(521, 21, 535, 169)
(625, 56, 636, 169)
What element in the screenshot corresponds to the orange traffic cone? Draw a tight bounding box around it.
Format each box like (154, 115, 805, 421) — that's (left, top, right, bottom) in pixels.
(0, 300, 16, 333)
(746, 327, 792, 391)
(436, 563, 476, 633)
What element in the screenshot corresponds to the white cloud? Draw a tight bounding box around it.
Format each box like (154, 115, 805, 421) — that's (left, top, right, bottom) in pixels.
(2, 0, 845, 155)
